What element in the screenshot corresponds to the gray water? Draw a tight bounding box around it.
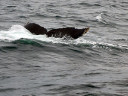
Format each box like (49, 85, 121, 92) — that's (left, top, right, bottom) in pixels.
(0, 0, 128, 96)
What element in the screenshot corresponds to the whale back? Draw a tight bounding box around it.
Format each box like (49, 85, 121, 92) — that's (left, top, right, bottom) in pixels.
(24, 23, 47, 35)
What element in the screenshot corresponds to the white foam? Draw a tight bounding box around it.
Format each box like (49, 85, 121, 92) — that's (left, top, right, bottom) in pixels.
(0, 25, 34, 42)
(96, 13, 103, 22)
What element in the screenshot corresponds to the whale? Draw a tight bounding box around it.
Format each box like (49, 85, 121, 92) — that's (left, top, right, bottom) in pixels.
(24, 23, 89, 39)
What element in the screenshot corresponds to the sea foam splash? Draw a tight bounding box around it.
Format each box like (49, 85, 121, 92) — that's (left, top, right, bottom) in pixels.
(0, 25, 33, 41)
(0, 25, 127, 50)
(96, 13, 107, 24)
(96, 13, 103, 22)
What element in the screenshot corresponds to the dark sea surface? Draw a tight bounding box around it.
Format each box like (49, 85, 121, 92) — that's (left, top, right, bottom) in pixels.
(0, 0, 128, 96)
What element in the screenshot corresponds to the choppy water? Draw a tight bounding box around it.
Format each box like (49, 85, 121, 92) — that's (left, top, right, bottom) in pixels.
(0, 0, 128, 96)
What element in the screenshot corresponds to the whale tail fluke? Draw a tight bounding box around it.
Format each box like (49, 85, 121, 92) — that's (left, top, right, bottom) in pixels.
(24, 23, 90, 39)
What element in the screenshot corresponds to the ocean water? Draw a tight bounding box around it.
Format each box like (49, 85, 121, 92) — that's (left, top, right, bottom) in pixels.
(0, 0, 128, 96)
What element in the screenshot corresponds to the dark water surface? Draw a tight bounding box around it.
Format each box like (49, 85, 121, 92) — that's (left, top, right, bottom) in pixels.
(0, 0, 128, 96)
